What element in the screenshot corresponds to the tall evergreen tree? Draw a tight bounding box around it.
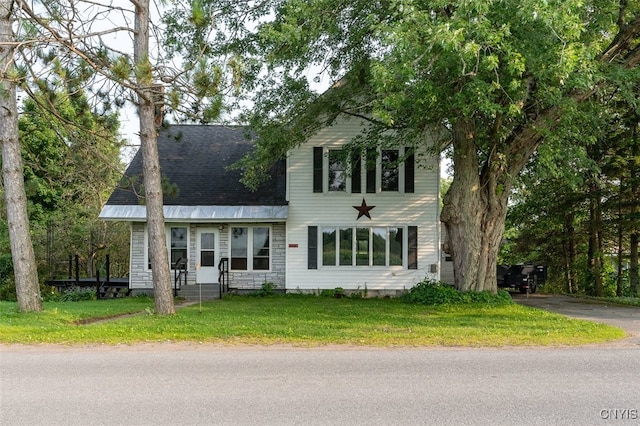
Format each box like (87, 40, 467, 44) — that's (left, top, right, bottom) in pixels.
(1, 0, 41, 311)
(17, 64, 126, 282)
(3, 0, 232, 313)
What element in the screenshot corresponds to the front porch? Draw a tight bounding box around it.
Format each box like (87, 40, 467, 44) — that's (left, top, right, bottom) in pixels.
(127, 222, 286, 294)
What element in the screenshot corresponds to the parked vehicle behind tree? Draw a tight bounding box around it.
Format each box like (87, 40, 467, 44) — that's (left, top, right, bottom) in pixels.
(497, 263, 547, 294)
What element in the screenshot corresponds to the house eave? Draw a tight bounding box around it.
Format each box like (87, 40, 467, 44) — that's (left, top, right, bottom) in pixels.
(98, 205, 289, 222)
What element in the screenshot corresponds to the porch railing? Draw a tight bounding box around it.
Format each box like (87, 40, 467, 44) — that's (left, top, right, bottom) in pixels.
(173, 258, 188, 296)
(218, 257, 229, 298)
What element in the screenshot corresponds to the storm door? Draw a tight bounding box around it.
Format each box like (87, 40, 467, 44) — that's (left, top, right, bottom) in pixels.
(196, 228, 218, 283)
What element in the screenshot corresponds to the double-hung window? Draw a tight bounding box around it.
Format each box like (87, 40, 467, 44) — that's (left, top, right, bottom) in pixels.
(328, 150, 346, 192)
(231, 226, 270, 271)
(146, 225, 188, 270)
(381, 150, 399, 192)
(322, 228, 337, 266)
(170, 227, 188, 266)
(252, 227, 270, 270)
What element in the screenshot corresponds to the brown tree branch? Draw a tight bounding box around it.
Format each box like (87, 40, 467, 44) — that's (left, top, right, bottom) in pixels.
(600, 13, 640, 65)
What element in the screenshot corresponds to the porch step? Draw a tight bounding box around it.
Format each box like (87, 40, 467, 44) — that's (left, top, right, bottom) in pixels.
(178, 283, 220, 300)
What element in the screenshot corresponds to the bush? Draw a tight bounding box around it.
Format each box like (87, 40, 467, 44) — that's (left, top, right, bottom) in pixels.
(401, 279, 512, 306)
(319, 289, 334, 298)
(41, 285, 61, 302)
(0, 252, 16, 301)
(0, 280, 16, 302)
(319, 287, 345, 298)
(247, 282, 277, 297)
(60, 286, 97, 302)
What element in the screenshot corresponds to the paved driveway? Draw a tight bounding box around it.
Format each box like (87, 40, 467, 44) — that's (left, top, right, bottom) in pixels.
(512, 293, 640, 346)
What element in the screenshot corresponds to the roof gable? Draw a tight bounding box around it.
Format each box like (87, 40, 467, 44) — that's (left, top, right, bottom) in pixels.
(106, 125, 286, 207)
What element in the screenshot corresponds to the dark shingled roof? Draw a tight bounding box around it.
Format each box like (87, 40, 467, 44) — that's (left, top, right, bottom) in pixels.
(106, 125, 286, 206)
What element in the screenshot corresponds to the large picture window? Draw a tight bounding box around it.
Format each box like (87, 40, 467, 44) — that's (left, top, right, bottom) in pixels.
(231, 226, 271, 271)
(319, 226, 414, 268)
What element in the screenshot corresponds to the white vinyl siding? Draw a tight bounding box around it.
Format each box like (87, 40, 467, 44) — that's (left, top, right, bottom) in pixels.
(285, 116, 440, 292)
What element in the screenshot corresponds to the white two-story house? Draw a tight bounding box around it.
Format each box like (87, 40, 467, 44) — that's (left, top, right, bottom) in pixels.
(99, 116, 441, 296)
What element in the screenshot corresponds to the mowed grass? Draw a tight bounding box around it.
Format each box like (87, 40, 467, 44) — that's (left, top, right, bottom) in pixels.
(0, 295, 626, 347)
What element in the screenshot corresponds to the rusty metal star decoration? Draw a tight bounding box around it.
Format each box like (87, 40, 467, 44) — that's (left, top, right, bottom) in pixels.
(353, 198, 375, 220)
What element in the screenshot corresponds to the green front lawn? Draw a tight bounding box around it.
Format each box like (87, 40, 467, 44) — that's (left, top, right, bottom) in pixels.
(0, 295, 626, 346)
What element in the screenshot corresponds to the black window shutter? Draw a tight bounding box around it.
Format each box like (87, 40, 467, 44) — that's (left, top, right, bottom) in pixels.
(408, 226, 418, 269)
(366, 149, 376, 193)
(351, 150, 361, 193)
(405, 149, 415, 193)
(308, 226, 318, 269)
(313, 147, 323, 193)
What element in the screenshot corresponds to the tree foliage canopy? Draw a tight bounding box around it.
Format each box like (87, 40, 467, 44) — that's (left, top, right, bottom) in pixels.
(195, 0, 640, 292)
(199, 0, 639, 185)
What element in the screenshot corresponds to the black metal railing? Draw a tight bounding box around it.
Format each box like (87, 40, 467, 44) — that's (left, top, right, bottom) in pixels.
(173, 258, 188, 296)
(218, 257, 229, 298)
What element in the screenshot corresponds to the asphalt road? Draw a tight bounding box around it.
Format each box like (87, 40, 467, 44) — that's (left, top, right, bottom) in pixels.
(1, 295, 639, 426)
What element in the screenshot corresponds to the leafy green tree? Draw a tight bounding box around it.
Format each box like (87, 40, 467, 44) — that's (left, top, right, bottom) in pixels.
(199, 0, 640, 292)
(506, 97, 639, 297)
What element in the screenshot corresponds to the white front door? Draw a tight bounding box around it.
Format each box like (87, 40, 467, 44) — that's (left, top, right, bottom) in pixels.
(196, 228, 218, 283)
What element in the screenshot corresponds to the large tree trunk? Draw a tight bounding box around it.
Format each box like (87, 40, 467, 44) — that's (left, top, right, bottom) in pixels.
(631, 233, 639, 297)
(630, 123, 639, 297)
(439, 16, 640, 294)
(441, 120, 509, 293)
(133, 0, 174, 314)
(616, 188, 624, 297)
(0, 0, 42, 312)
(563, 211, 578, 294)
(588, 185, 604, 297)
